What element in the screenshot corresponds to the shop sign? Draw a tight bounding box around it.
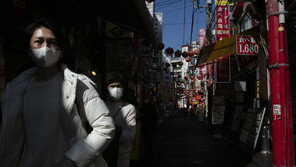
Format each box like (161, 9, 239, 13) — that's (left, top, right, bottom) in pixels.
(106, 22, 132, 38)
(216, 6, 230, 41)
(216, 58, 231, 83)
(215, 0, 234, 6)
(181, 45, 189, 53)
(236, 35, 259, 55)
(199, 29, 207, 47)
(138, 38, 153, 58)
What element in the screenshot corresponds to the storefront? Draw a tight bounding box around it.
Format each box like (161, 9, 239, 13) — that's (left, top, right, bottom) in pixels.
(197, 26, 269, 150)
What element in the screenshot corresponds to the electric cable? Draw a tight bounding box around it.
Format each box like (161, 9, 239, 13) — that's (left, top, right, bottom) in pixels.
(183, 0, 187, 45)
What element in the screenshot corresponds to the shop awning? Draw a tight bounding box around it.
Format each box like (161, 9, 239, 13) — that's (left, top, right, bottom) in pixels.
(99, 0, 158, 48)
(197, 26, 259, 66)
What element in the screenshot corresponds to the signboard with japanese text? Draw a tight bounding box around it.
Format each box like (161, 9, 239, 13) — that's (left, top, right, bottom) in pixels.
(138, 38, 153, 58)
(216, 6, 230, 41)
(199, 29, 207, 47)
(236, 35, 259, 55)
(215, 0, 234, 6)
(181, 45, 189, 53)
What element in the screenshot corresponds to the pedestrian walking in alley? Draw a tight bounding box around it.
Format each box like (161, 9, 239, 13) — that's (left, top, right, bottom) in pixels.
(104, 72, 137, 167)
(141, 98, 159, 163)
(0, 19, 115, 167)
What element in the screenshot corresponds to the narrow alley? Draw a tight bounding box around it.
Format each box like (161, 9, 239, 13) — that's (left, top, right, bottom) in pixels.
(137, 116, 255, 167)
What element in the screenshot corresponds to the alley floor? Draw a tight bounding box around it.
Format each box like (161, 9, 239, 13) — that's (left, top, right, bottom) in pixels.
(135, 116, 257, 167)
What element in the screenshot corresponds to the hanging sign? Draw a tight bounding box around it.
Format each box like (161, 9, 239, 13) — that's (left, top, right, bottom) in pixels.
(216, 58, 231, 83)
(215, 0, 234, 6)
(236, 35, 259, 55)
(216, 6, 230, 41)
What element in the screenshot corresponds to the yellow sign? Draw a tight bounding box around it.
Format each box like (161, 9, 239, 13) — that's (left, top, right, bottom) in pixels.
(106, 22, 132, 38)
(215, 0, 234, 6)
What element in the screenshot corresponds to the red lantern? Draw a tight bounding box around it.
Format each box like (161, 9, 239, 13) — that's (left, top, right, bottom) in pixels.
(184, 76, 188, 80)
(190, 76, 194, 80)
(182, 51, 188, 58)
(188, 51, 194, 57)
(191, 79, 195, 83)
(172, 63, 177, 68)
(185, 81, 188, 84)
(178, 74, 181, 78)
(165, 47, 174, 55)
(179, 61, 183, 66)
(197, 75, 202, 80)
(158, 43, 165, 50)
(174, 50, 182, 57)
(194, 49, 200, 55)
(165, 62, 170, 67)
(186, 57, 191, 62)
(178, 82, 181, 85)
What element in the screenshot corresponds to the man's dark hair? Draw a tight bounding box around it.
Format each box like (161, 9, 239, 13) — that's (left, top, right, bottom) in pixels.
(24, 18, 64, 49)
(106, 72, 124, 87)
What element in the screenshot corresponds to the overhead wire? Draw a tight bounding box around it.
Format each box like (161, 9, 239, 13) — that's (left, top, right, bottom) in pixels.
(183, 0, 186, 45)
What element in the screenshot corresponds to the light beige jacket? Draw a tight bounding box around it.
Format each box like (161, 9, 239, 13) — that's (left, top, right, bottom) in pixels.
(0, 65, 115, 167)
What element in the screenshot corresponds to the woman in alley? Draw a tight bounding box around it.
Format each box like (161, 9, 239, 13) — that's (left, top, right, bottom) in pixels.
(104, 72, 137, 167)
(0, 19, 115, 167)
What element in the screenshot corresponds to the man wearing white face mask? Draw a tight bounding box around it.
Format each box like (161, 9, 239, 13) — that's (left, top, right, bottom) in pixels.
(104, 72, 137, 167)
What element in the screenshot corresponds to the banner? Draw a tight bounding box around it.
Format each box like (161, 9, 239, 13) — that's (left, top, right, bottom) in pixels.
(216, 58, 231, 83)
(216, 6, 230, 41)
(215, 0, 234, 6)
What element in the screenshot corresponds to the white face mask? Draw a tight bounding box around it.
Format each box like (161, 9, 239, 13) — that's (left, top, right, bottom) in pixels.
(31, 46, 61, 67)
(108, 88, 123, 100)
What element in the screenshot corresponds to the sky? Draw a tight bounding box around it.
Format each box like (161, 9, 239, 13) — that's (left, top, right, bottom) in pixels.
(155, 0, 208, 52)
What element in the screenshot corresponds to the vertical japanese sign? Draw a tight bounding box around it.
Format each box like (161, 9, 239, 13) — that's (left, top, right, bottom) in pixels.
(199, 29, 207, 47)
(216, 5, 229, 41)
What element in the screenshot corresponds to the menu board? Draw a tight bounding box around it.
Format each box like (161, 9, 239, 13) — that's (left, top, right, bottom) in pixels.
(239, 108, 266, 149)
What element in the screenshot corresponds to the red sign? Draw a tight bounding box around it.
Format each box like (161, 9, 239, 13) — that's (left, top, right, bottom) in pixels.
(216, 6, 229, 41)
(236, 35, 259, 55)
(216, 58, 230, 83)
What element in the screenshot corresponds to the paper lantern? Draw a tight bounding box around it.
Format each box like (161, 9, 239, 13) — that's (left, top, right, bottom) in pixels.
(157, 43, 165, 50)
(179, 61, 183, 66)
(194, 49, 200, 55)
(182, 51, 188, 58)
(188, 51, 194, 57)
(165, 62, 170, 67)
(190, 76, 194, 80)
(185, 81, 188, 84)
(174, 50, 182, 57)
(165, 47, 174, 55)
(184, 76, 188, 80)
(186, 57, 191, 62)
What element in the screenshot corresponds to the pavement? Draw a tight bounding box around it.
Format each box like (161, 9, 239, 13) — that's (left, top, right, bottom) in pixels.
(134, 116, 259, 167)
